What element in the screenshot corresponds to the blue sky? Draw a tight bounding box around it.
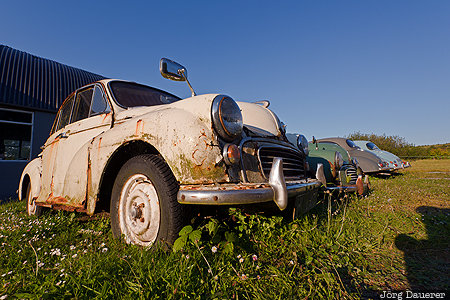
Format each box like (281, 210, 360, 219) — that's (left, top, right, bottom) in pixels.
(2, 0, 449, 145)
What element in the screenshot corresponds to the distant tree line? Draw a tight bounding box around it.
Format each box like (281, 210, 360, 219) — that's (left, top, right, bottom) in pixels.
(347, 132, 450, 159)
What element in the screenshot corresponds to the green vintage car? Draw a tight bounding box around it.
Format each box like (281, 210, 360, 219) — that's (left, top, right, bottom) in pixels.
(287, 134, 369, 195)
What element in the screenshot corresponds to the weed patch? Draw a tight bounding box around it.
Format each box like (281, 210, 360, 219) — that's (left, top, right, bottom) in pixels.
(1, 159, 448, 298)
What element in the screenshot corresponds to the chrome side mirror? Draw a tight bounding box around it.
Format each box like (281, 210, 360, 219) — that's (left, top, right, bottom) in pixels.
(160, 58, 196, 96)
(160, 58, 187, 81)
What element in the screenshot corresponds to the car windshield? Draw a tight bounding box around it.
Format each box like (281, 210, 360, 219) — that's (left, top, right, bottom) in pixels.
(110, 81, 180, 108)
(346, 139, 359, 149)
(366, 142, 379, 150)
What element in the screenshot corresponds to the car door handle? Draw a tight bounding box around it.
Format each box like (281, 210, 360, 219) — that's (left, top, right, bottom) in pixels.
(57, 132, 69, 139)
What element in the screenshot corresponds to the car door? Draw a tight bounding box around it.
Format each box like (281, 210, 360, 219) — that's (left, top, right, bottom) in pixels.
(37, 94, 76, 203)
(50, 84, 112, 207)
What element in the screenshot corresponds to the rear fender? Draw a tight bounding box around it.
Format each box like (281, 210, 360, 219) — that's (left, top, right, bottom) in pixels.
(19, 157, 42, 201)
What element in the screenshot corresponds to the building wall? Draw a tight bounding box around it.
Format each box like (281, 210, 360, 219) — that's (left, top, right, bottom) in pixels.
(0, 45, 105, 201)
(31, 110, 56, 158)
(0, 107, 55, 200)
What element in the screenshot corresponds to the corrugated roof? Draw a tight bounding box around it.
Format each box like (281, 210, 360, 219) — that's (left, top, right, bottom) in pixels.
(0, 45, 106, 112)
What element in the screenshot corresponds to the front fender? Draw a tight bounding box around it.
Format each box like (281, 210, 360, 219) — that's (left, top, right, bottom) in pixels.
(354, 155, 380, 173)
(19, 157, 42, 201)
(85, 105, 228, 212)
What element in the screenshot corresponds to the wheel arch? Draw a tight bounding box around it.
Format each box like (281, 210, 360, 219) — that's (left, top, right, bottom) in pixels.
(20, 174, 31, 201)
(94, 140, 162, 213)
(18, 158, 42, 202)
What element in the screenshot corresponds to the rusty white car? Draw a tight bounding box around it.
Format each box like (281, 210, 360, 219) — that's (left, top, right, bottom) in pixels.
(19, 58, 321, 246)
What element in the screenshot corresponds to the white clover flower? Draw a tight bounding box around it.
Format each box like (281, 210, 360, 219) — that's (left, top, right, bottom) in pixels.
(72, 254, 78, 258)
(237, 254, 241, 259)
(102, 248, 108, 253)
(211, 246, 218, 253)
(50, 248, 61, 256)
(70, 245, 76, 251)
(185, 255, 190, 260)
(0, 294, 7, 300)
(289, 260, 294, 265)
(239, 257, 244, 263)
(252, 254, 258, 261)
(56, 280, 62, 286)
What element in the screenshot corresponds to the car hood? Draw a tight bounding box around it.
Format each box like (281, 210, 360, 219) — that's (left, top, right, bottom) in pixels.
(237, 101, 282, 137)
(113, 95, 283, 138)
(308, 142, 352, 163)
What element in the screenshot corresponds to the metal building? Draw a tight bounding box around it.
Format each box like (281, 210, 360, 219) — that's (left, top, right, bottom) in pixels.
(0, 45, 105, 200)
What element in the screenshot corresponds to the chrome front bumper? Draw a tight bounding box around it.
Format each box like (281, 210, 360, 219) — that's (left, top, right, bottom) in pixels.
(315, 163, 369, 194)
(177, 157, 321, 211)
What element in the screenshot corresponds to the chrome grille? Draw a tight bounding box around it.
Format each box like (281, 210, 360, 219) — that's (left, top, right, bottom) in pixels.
(341, 164, 358, 184)
(258, 146, 305, 179)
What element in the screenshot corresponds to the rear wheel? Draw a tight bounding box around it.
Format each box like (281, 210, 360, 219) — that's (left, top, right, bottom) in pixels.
(110, 154, 183, 247)
(26, 183, 43, 216)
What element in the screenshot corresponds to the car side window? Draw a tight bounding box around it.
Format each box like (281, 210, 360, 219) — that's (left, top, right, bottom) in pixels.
(366, 142, 378, 150)
(90, 86, 110, 116)
(346, 139, 358, 148)
(72, 87, 94, 123)
(56, 95, 75, 132)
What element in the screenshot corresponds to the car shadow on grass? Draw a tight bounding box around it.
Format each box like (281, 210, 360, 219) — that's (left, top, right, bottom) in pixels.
(395, 206, 450, 291)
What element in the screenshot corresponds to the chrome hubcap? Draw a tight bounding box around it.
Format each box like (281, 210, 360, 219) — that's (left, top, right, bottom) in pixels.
(118, 174, 160, 246)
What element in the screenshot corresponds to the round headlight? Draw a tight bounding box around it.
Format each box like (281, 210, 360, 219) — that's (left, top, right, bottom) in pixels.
(334, 151, 344, 170)
(297, 134, 309, 156)
(211, 95, 243, 142)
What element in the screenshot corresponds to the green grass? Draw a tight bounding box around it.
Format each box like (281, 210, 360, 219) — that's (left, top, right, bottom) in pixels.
(1, 160, 448, 299)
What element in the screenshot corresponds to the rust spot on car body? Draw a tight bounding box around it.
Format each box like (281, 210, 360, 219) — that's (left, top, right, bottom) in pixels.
(135, 119, 144, 136)
(51, 204, 86, 212)
(328, 160, 336, 178)
(46, 195, 68, 204)
(102, 112, 111, 124)
(180, 183, 270, 191)
(97, 137, 103, 150)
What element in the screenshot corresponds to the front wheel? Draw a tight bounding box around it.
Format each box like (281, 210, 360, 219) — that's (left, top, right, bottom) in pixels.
(110, 154, 184, 247)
